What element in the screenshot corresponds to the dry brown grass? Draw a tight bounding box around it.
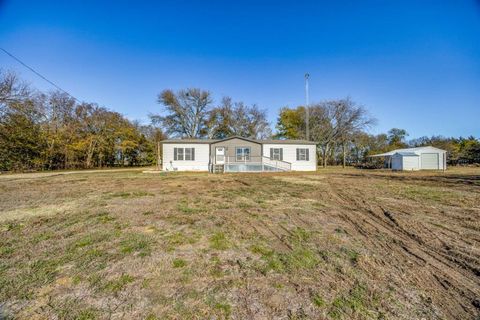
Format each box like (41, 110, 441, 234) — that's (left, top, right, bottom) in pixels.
(0, 167, 479, 319)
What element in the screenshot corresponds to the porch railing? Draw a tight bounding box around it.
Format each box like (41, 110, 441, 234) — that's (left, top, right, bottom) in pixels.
(261, 156, 291, 171)
(216, 156, 291, 172)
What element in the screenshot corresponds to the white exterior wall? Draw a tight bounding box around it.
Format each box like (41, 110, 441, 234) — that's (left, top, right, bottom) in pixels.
(162, 143, 210, 171)
(392, 154, 420, 171)
(262, 144, 317, 171)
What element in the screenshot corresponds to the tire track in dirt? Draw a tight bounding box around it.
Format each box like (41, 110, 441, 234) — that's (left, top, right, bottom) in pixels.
(324, 176, 480, 319)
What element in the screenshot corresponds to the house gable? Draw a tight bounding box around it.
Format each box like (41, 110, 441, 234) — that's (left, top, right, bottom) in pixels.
(210, 137, 262, 161)
(212, 136, 262, 145)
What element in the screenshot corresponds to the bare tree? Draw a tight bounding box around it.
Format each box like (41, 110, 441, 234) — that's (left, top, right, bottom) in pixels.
(207, 97, 271, 139)
(310, 98, 376, 167)
(151, 88, 213, 138)
(0, 70, 30, 109)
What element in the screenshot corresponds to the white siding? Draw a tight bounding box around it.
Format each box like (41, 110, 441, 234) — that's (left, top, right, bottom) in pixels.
(262, 144, 317, 171)
(162, 143, 210, 171)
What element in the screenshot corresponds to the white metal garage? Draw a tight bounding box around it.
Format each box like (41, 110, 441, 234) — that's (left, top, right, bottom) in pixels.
(371, 146, 447, 171)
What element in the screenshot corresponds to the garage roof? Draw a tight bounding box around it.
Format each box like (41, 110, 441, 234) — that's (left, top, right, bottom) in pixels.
(394, 152, 419, 156)
(370, 146, 446, 157)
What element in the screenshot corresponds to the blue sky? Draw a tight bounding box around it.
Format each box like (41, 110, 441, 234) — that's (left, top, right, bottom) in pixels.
(1, 0, 479, 138)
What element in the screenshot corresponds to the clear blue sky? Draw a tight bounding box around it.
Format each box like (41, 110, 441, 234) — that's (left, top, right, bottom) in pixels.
(1, 0, 479, 138)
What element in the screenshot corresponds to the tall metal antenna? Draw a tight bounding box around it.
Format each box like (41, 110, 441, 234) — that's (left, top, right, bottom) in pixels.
(305, 73, 310, 141)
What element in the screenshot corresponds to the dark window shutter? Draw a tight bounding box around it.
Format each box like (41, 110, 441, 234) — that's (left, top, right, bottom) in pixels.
(280, 148, 283, 161)
(191, 148, 195, 161)
(174, 148, 178, 161)
(306, 148, 309, 161)
(270, 148, 273, 160)
(296, 148, 299, 161)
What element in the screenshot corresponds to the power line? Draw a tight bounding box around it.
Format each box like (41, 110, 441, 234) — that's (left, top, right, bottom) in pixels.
(0, 47, 80, 102)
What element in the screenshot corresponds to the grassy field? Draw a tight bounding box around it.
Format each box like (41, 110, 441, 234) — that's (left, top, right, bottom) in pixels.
(0, 167, 479, 319)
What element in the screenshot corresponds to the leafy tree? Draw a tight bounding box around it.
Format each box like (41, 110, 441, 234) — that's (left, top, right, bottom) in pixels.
(0, 71, 45, 171)
(139, 124, 166, 169)
(275, 106, 306, 139)
(387, 128, 408, 148)
(0, 71, 156, 171)
(459, 137, 480, 164)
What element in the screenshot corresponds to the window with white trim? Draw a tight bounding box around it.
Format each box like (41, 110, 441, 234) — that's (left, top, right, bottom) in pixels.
(174, 147, 195, 161)
(270, 148, 283, 161)
(296, 148, 309, 161)
(236, 147, 251, 161)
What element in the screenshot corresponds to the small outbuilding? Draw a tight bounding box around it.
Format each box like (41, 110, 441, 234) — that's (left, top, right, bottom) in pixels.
(371, 146, 447, 171)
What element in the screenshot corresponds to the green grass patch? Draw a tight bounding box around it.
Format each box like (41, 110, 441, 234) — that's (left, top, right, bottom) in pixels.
(290, 227, 312, 243)
(102, 274, 135, 293)
(0, 257, 62, 300)
(312, 293, 326, 308)
(0, 243, 14, 258)
(74, 235, 95, 248)
(250, 243, 319, 274)
(209, 232, 230, 250)
(209, 256, 225, 277)
(120, 233, 153, 257)
(206, 295, 232, 318)
(340, 247, 360, 265)
(172, 258, 187, 268)
(164, 231, 198, 251)
(49, 298, 99, 320)
(32, 231, 55, 243)
(97, 211, 115, 223)
(70, 232, 113, 250)
(328, 282, 369, 319)
(176, 199, 206, 214)
(106, 191, 154, 199)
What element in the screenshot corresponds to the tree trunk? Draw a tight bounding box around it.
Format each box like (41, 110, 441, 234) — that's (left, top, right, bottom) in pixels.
(86, 139, 96, 169)
(323, 144, 328, 168)
(342, 141, 346, 168)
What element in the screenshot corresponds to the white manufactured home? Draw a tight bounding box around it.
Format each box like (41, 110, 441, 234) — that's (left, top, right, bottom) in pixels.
(371, 146, 447, 171)
(162, 136, 317, 172)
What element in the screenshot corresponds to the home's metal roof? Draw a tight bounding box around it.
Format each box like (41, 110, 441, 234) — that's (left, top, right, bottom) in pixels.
(161, 135, 316, 145)
(370, 146, 446, 157)
(261, 139, 316, 145)
(161, 139, 217, 144)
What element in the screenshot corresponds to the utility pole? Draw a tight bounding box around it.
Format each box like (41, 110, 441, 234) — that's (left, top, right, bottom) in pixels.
(305, 73, 310, 141)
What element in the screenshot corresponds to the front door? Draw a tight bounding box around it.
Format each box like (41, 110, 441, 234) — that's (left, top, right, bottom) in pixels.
(216, 147, 225, 164)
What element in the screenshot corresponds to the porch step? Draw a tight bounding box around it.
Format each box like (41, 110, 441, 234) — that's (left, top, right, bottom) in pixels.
(213, 164, 224, 174)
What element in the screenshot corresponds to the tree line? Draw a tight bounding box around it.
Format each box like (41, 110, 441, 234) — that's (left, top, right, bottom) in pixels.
(1, 70, 478, 171)
(0, 70, 164, 171)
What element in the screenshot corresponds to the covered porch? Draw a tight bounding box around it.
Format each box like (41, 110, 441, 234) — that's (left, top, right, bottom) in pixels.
(209, 137, 291, 173)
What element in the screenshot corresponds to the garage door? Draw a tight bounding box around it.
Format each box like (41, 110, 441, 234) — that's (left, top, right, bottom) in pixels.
(421, 153, 439, 169)
(403, 156, 419, 170)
